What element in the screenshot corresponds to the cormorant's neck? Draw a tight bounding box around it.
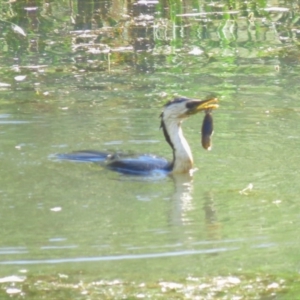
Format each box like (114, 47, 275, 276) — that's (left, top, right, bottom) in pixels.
(161, 118, 193, 173)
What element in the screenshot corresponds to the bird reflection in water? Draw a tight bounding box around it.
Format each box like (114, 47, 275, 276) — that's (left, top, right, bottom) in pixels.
(169, 174, 220, 242)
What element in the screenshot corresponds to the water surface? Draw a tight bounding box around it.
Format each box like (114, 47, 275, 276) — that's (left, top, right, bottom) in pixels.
(0, 0, 300, 290)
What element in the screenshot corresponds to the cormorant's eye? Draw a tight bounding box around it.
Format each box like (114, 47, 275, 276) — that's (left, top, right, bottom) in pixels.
(186, 101, 197, 110)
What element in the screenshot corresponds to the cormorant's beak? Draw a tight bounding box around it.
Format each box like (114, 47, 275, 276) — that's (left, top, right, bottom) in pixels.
(186, 97, 219, 115)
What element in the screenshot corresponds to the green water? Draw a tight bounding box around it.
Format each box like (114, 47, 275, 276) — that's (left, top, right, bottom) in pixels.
(1, 0, 300, 297)
(1, 73, 300, 277)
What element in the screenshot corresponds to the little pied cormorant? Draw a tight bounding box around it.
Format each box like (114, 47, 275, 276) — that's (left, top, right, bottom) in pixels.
(57, 97, 219, 176)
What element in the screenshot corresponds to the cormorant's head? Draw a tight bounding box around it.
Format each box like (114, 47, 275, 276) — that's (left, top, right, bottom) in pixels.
(161, 97, 219, 121)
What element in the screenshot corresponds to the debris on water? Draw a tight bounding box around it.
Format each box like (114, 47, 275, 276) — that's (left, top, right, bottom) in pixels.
(272, 200, 282, 206)
(11, 24, 26, 37)
(239, 183, 253, 195)
(50, 207, 62, 212)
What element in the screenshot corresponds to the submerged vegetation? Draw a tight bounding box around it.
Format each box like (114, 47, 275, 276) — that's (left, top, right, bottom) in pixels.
(0, 0, 300, 81)
(1, 272, 299, 299)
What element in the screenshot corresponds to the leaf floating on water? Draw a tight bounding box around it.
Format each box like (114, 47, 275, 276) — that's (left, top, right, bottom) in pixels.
(11, 24, 26, 37)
